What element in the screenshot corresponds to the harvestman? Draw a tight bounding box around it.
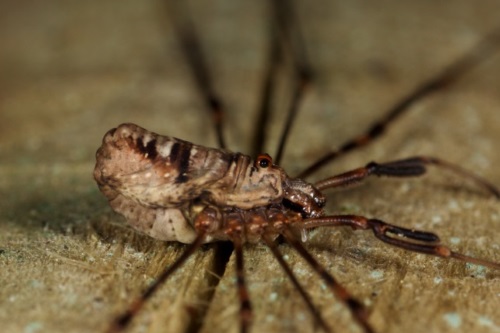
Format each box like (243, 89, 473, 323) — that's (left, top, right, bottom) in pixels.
(94, 1, 500, 332)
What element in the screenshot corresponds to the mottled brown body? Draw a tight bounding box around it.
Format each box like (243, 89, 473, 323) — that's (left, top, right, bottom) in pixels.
(94, 123, 324, 243)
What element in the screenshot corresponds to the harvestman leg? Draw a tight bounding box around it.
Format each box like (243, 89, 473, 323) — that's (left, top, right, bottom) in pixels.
(232, 236, 252, 333)
(314, 156, 500, 198)
(280, 226, 374, 333)
(106, 208, 222, 333)
(222, 210, 255, 333)
(262, 234, 332, 333)
(297, 28, 500, 179)
(251, 15, 281, 157)
(166, 3, 292, 327)
(271, 0, 313, 165)
(252, 2, 338, 331)
(252, 0, 313, 160)
(257, 2, 370, 331)
(166, 1, 227, 149)
(273, 152, 500, 329)
(276, 157, 500, 332)
(107, 232, 207, 333)
(167, 3, 255, 331)
(166, 2, 303, 332)
(304, 156, 500, 270)
(295, 215, 500, 270)
(106, 3, 235, 332)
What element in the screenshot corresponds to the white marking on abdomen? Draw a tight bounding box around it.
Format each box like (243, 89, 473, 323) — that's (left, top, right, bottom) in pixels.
(158, 141, 174, 158)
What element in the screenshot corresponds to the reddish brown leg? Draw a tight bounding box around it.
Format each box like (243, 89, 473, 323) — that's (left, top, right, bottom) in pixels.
(251, 23, 281, 157)
(297, 215, 500, 270)
(107, 231, 207, 333)
(262, 234, 332, 333)
(270, 0, 313, 165)
(281, 225, 374, 333)
(314, 156, 500, 198)
(298, 29, 500, 179)
(274, 68, 312, 165)
(232, 236, 252, 333)
(166, 1, 226, 149)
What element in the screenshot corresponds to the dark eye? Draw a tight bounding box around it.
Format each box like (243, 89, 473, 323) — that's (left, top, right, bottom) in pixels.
(255, 154, 272, 169)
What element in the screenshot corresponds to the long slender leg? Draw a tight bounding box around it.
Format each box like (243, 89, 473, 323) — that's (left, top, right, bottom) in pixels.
(297, 28, 500, 179)
(313, 156, 500, 198)
(107, 231, 207, 333)
(251, 22, 282, 157)
(272, 0, 313, 165)
(262, 234, 332, 333)
(232, 236, 252, 333)
(272, 0, 310, 73)
(297, 215, 500, 270)
(281, 226, 374, 333)
(275, 68, 312, 165)
(166, 1, 226, 149)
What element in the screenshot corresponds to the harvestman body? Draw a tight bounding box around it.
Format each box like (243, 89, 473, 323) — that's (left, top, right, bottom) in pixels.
(94, 123, 324, 245)
(94, 1, 500, 333)
(94, 125, 500, 333)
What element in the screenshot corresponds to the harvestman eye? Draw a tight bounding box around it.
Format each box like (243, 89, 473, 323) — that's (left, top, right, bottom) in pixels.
(93, 1, 500, 333)
(256, 153, 272, 169)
